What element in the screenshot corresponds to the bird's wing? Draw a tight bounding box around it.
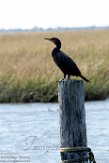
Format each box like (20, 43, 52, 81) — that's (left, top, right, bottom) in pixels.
(55, 50, 81, 75)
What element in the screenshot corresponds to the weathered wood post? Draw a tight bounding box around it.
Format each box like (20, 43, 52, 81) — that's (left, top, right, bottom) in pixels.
(58, 79, 87, 163)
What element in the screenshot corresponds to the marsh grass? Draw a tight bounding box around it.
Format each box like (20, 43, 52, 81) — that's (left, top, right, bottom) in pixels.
(0, 30, 109, 102)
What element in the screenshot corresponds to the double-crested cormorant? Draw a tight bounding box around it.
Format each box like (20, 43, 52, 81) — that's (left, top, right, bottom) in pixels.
(44, 37, 89, 82)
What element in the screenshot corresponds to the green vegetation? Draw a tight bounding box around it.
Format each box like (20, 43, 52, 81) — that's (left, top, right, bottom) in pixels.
(0, 30, 109, 102)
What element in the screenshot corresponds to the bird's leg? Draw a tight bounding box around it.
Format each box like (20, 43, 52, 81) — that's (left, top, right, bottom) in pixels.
(57, 74, 66, 82)
(68, 75, 71, 79)
(64, 74, 66, 79)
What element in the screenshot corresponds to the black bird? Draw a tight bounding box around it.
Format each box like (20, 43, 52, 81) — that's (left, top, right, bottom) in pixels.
(44, 37, 89, 82)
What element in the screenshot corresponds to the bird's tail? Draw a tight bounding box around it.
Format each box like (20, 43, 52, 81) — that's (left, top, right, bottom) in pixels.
(80, 74, 89, 82)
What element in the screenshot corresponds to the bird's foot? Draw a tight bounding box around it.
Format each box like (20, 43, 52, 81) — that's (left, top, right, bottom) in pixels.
(56, 78, 65, 82)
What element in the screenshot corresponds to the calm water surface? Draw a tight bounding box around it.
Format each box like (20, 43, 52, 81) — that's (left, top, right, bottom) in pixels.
(0, 100, 109, 163)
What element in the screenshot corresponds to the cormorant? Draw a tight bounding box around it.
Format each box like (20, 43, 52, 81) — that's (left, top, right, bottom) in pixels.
(44, 37, 89, 82)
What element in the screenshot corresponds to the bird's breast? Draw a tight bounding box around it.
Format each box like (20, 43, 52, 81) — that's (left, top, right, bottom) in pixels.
(52, 51, 61, 64)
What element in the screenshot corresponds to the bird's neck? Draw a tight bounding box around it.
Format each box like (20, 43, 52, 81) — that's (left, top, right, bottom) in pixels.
(56, 42, 61, 49)
(52, 47, 59, 56)
(52, 43, 61, 56)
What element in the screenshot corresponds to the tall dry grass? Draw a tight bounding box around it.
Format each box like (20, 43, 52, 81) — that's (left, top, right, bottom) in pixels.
(0, 30, 109, 102)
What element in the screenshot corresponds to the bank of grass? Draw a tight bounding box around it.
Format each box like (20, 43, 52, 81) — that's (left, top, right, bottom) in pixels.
(0, 30, 109, 102)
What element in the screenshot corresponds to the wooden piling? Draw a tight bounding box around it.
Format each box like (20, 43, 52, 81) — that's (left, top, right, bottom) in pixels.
(58, 79, 87, 162)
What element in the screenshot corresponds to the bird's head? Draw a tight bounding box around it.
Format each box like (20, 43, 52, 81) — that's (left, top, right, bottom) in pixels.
(44, 37, 61, 49)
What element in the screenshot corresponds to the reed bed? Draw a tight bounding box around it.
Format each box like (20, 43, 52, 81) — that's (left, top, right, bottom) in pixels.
(0, 30, 109, 102)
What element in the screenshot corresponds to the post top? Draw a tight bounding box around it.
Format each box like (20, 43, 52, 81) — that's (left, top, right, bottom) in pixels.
(58, 79, 83, 84)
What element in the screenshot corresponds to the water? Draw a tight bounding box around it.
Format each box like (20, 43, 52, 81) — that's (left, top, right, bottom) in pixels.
(0, 100, 109, 163)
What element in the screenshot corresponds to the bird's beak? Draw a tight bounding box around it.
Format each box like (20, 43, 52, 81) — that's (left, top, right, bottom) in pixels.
(44, 38, 52, 41)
